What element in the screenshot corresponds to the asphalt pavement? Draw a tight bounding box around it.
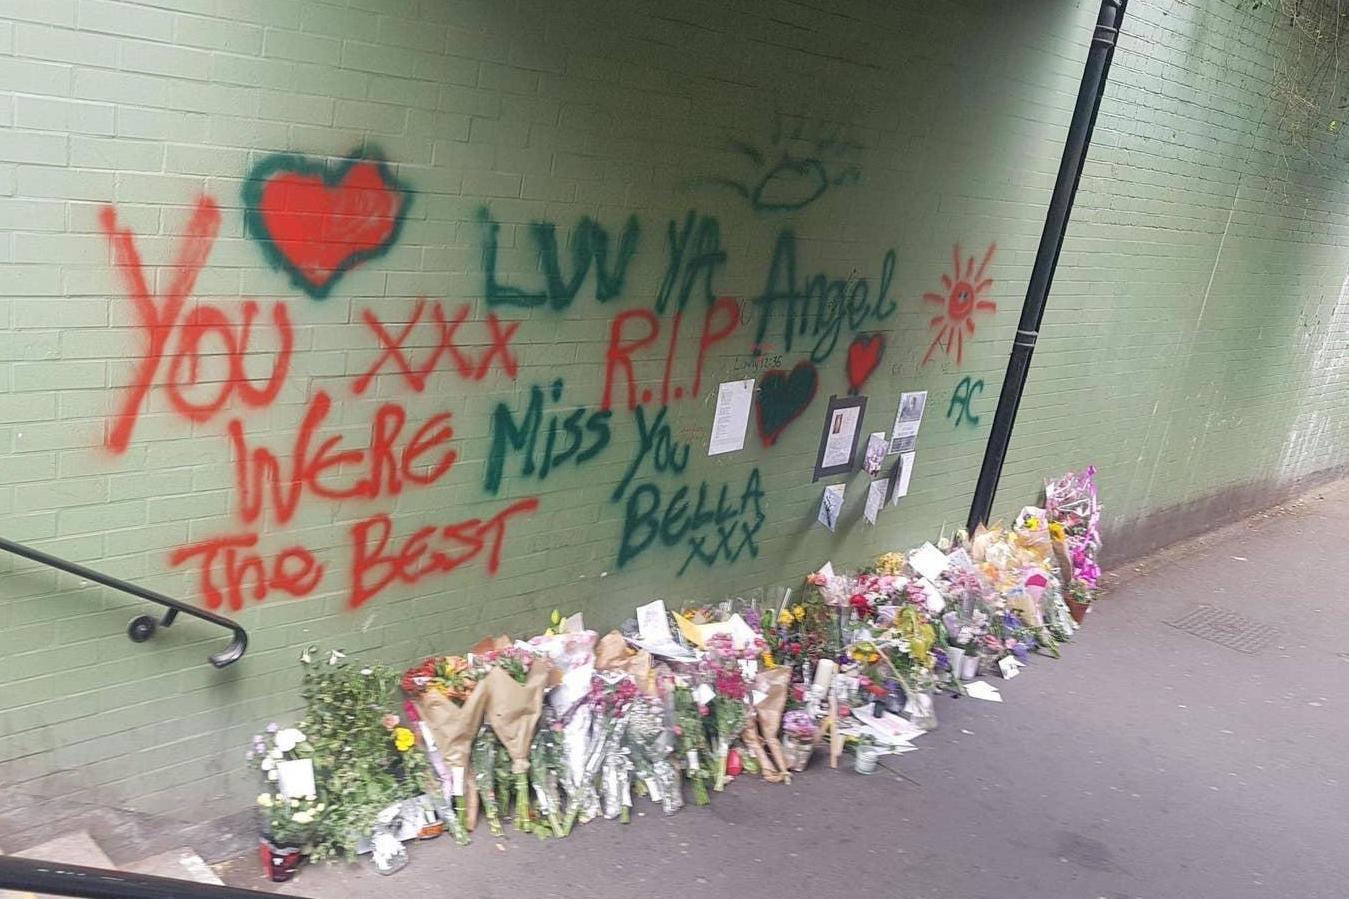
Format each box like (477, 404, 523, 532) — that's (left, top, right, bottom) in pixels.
(233, 482, 1349, 899)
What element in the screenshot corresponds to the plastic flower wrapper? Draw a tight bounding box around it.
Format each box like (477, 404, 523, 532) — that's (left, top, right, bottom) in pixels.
(528, 708, 567, 837)
(591, 672, 638, 822)
(624, 693, 683, 815)
(469, 725, 506, 837)
(482, 648, 552, 832)
(558, 672, 635, 834)
(529, 631, 598, 824)
(672, 682, 714, 805)
(403, 654, 488, 835)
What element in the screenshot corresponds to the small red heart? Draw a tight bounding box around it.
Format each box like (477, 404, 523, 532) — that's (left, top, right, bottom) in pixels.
(246, 152, 407, 299)
(846, 333, 884, 393)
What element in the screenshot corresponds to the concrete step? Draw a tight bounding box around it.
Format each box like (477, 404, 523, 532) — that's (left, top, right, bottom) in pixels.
(1, 832, 223, 898)
(15, 831, 116, 869)
(123, 848, 224, 886)
(1, 832, 116, 899)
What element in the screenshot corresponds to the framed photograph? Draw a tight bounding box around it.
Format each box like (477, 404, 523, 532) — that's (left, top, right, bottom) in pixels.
(813, 395, 867, 480)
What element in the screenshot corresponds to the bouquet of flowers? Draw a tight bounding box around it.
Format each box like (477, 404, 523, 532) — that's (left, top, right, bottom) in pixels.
(672, 683, 714, 805)
(624, 694, 682, 814)
(780, 709, 818, 771)
(249, 724, 323, 851)
(1045, 467, 1102, 598)
(702, 633, 754, 791)
(480, 646, 552, 832)
(402, 653, 487, 834)
(299, 648, 428, 861)
(592, 672, 638, 822)
(762, 583, 837, 675)
(528, 708, 566, 836)
(744, 666, 793, 782)
(469, 725, 506, 837)
(402, 701, 468, 845)
(529, 631, 598, 831)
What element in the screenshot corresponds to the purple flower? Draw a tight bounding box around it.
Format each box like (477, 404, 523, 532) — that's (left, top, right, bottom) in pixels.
(933, 648, 950, 671)
(265, 722, 279, 734)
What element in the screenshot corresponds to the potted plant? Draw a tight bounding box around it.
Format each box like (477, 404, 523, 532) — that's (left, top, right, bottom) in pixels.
(1064, 578, 1093, 624)
(248, 725, 322, 882)
(780, 709, 818, 772)
(851, 735, 882, 775)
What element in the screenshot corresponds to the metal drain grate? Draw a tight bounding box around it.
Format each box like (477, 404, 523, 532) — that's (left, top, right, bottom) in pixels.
(1165, 604, 1276, 654)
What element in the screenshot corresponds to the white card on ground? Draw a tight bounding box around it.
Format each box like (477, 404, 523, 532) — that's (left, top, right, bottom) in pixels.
(636, 599, 672, 643)
(851, 709, 927, 745)
(708, 378, 755, 455)
(998, 656, 1021, 679)
(889, 390, 927, 453)
(908, 542, 950, 580)
(864, 478, 887, 525)
(633, 599, 697, 659)
(964, 681, 1003, 702)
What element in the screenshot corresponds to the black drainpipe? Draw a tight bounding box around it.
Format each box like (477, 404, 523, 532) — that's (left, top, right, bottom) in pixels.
(966, 0, 1127, 532)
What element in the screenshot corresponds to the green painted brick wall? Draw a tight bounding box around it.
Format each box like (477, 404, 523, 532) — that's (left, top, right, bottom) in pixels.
(2, 0, 1346, 816)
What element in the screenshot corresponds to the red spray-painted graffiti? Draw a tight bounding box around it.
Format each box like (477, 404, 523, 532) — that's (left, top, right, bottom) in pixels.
(100, 197, 537, 611)
(600, 296, 741, 410)
(243, 150, 409, 300)
(100, 198, 294, 455)
(353, 299, 519, 394)
(922, 243, 997, 366)
(845, 332, 884, 394)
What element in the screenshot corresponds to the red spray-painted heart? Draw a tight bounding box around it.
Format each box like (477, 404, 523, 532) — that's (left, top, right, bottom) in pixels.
(846, 332, 884, 394)
(244, 151, 409, 299)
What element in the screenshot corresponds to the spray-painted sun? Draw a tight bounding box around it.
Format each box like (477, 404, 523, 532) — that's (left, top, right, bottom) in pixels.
(922, 243, 997, 366)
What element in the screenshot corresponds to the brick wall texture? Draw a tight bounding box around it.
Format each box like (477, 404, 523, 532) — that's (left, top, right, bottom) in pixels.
(3, 0, 1347, 817)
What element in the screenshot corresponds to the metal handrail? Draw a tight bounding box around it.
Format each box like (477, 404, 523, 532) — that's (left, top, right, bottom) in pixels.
(0, 856, 301, 898)
(0, 536, 247, 668)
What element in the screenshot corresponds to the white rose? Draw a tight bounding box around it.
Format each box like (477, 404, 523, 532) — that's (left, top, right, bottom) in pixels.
(291, 812, 314, 825)
(260, 757, 276, 771)
(267, 769, 279, 782)
(256, 793, 273, 808)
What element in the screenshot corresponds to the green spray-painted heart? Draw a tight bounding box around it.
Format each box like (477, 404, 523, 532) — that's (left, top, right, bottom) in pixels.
(756, 361, 818, 447)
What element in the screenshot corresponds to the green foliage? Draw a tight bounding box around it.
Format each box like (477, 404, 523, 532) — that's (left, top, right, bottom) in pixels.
(297, 648, 427, 860)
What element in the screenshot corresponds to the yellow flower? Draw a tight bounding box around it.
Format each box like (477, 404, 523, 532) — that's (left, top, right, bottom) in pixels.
(1048, 522, 1066, 541)
(778, 609, 794, 627)
(1025, 516, 1041, 531)
(867, 652, 880, 663)
(792, 605, 806, 622)
(761, 651, 776, 669)
(393, 727, 416, 752)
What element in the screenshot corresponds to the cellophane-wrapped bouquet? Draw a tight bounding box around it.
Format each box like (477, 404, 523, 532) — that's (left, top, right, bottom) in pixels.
(672, 682, 714, 805)
(624, 693, 682, 814)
